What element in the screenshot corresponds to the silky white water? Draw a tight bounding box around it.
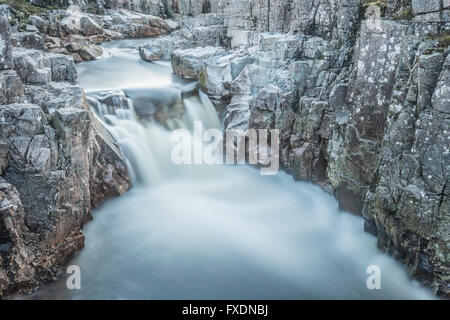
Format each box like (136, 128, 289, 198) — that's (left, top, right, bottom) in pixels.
(31, 39, 433, 299)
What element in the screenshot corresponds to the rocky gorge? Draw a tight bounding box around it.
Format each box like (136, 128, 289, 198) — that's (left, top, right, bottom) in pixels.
(0, 0, 449, 298)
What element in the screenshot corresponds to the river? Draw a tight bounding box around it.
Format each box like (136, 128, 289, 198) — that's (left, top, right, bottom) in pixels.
(26, 39, 433, 300)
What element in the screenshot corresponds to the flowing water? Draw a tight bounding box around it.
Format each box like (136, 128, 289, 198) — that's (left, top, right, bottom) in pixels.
(29, 39, 433, 299)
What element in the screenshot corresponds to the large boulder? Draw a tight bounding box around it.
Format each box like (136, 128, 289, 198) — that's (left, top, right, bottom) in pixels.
(171, 46, 226, 79)
(412, 0, 441, 15)
(139, 45, 162, 62)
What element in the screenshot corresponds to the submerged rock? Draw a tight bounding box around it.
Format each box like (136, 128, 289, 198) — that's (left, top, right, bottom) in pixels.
(139, 45, 162, 62)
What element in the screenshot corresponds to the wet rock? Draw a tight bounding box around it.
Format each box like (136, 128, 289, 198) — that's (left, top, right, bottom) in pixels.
(86, 89, 130, 116)
(130, 12, 226, 62)
(77, 43, 103, 61)
(123, 87, 186, 125)
(108, 9, 176, 38)
(139, 45, 162, 62)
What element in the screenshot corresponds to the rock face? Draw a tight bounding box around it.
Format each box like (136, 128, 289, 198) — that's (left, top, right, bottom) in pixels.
(0, 16, 130, 298)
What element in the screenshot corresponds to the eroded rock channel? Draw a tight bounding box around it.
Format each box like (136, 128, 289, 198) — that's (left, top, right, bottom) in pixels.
(0, 0, 448, 298)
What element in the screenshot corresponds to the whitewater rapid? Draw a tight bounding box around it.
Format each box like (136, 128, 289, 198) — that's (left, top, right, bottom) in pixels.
(29, 39, 433, 300)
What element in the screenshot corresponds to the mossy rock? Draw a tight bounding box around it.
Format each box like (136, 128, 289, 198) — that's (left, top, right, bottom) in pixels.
(198, 71, 206, 88)
(394, 7, 413, 21)
(428, 31, 450, 50)
(435, 31, 450, 49)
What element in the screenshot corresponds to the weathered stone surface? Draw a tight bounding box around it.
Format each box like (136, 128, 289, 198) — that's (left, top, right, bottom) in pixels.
(0, 70, 25, 105)
(77, 42, 103, 60)
(11, 32, 45, 51)
(138, 13, 226, 61)
(14, 48, 77, 84)
(139, 45, 161, 62)
(224, 95, 252, 131)
(432, 55, 450, 114)
(84, 0, 211, 17)
(0, 178, 37, 296)
(0, 16, 14, 70)
(412, 0, 441, 15)
(0, 4, 15, 21)
(171, 46, 226, 79)
(26, 8, 179, 62)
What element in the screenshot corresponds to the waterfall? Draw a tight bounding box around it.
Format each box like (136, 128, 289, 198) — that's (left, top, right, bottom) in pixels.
(27, 39, 434, 300)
